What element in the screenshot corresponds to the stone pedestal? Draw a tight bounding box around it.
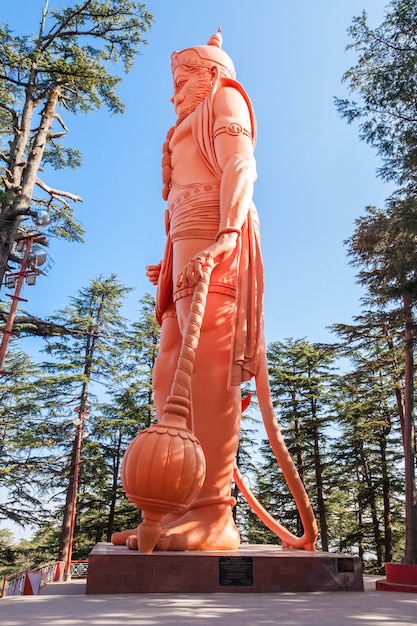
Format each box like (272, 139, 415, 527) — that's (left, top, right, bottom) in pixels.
(376, 563, 417, 593)
(86, 543, 363, 594)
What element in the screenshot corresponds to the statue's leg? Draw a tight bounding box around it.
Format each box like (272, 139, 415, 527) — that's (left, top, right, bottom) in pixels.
(152, 311, 183, 423)
(111, 313, 182, 547)
(156, 291, 241, 551)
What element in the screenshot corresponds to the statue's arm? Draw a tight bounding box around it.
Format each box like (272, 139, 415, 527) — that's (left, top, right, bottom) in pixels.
(213, 85, 256, 254)
(179, 86, 256, 288)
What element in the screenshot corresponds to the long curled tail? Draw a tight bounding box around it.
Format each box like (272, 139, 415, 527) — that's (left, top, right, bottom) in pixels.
(234, 339, 318, 551)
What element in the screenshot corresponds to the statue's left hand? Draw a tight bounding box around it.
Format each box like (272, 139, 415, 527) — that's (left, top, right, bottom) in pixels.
(146, 262, 162, 286)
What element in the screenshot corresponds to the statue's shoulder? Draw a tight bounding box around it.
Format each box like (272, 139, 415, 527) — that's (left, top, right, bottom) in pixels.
(214, 77, 252, 104)
(212, 77, 257, 142)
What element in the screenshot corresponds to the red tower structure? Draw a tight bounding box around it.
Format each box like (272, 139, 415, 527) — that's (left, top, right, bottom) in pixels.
(0, 231, 47, 373)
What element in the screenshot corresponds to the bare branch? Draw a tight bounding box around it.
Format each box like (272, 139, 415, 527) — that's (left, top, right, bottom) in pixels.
(0, 310, 73, 338)
(53, 112, 69, 131)
(40, 0, 93, 52)
(47, 131, 67, 139)
(35, 177, 83, 204)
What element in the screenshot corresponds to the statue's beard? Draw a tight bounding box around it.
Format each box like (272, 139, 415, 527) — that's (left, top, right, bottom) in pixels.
(176, 75, 212, 117)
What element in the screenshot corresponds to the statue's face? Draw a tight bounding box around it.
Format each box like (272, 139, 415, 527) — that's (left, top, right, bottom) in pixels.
(171, 65, 213, 117)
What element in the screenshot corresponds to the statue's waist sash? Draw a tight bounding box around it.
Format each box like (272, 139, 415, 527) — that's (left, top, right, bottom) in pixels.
(168, 184, 238, 302)
(168, 182, 220, 242)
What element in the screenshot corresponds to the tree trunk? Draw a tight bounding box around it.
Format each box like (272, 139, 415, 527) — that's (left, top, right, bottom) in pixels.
(58, 398, 86, 575)
(0, 211, 22, 284)
(0, 88, 60, 283)
(312, 419, 328, 551)
(106, 430, 123, 542)
(402, 297, 417, 564)
(383, 324, 405, 439)
(293, 414, 305, 536)
(364, 456, 383, 568)
(378, 433, 393, 564)
(58, 428, 79, 564)
(353, 464, 365, 561)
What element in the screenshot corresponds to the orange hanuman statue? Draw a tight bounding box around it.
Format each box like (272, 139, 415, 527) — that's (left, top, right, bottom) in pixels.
(113, 31, 318, 553)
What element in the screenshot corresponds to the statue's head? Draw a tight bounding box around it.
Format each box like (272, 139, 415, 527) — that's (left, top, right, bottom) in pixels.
(170, 30, 235, 117)
(171, 30, 236, 80)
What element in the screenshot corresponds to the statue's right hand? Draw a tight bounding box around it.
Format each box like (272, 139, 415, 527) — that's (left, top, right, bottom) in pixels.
(146, 262, 162, 286)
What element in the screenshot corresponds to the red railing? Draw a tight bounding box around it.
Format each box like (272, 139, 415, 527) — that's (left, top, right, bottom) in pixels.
(1, 560, 88, 597)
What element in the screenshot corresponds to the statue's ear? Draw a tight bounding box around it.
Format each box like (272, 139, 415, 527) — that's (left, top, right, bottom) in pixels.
(210, 65, 219, 84)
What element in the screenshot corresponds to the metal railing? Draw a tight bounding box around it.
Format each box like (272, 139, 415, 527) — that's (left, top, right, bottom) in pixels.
(70, 560, 89, 578)
(1, 560, 89, 597)
(1, 569, 28, 597)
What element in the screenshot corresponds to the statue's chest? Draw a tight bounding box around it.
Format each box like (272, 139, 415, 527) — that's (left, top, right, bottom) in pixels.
(170, 116, 210, 183)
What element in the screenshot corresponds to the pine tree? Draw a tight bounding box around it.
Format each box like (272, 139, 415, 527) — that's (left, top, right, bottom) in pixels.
(265, 338, 338, 551)
(35, 275, 131, 571)
(0, 346, 52, 528)
(337, 1, 417, 563)
(346, 202, 417, 564)
(335, 0, 417, 191)
(232, 386, 262, 542)
(0, 0, 153, 283)
(76, 293, 161, 546)
(331, 366, 403, 570)
(332, 312, 407, 566)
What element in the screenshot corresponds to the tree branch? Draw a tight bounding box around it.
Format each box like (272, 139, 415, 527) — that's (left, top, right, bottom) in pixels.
(35, 177, 83, 204)
(0, 101, 19, 124)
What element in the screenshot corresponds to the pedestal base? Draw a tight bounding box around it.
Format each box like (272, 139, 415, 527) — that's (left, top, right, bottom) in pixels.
(86, 543, 363, 594)
(376, 563, 417, 593)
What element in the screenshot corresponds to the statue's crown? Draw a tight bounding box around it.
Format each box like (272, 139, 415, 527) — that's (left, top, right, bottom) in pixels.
(171, 29, 236, 79)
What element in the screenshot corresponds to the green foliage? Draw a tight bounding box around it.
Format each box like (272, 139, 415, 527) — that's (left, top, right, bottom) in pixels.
(0, 1, 153, 117)
(337, 0, 417, 565)
(0, 189, 15, 207)
(233, 387, 263, 541)
(335, 0, 417, 190)
(0, 529, 17, 574)
(348, 199, 417, 306)
(0, 281, 162, 568)
(267, 340, 337, 518)
(0, 1, 153, 282)
(0, 347, 55, 528)
(73, 292, 160, 546)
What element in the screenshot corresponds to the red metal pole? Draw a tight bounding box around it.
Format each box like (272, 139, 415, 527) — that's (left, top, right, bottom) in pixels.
(0, 236, 34, 372)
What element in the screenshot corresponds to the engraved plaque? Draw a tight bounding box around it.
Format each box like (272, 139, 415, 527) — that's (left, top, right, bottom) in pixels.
(337, 557, 355, 573)
(218, 556, 254, 587)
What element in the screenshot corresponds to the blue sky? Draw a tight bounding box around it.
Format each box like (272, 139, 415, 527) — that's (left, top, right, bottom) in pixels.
(1, 0, 392, 355)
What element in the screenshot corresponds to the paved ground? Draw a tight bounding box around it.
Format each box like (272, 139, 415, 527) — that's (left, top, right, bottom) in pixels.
(1, 576, 416, 626)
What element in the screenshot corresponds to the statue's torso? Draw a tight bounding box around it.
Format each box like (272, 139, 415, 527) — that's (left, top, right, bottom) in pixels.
(169, 111, 218, 194)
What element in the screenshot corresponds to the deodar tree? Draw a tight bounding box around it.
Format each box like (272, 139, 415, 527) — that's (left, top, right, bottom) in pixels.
(336, 0, 417, 564)
(0, 0, 153, 283)
(335, 0, 417, 191)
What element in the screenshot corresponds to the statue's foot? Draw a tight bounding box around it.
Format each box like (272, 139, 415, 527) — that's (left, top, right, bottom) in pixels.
(126, 534, 138, 550)
(111, 528, 137, 545)
(111, 513, 182, 550)
(111, 509, 185, 548)
(156, 498, 240, 551)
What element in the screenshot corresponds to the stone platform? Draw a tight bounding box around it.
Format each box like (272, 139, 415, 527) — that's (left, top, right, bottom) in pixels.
(376, 562, 417, 593)
(86, 543, 364, 594)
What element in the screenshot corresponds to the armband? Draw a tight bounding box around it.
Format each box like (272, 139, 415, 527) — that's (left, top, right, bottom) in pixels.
(213, 123, 252, 141)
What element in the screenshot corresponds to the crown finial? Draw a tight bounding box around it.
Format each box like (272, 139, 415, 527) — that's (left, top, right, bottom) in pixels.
(207, 29, 222, 49)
